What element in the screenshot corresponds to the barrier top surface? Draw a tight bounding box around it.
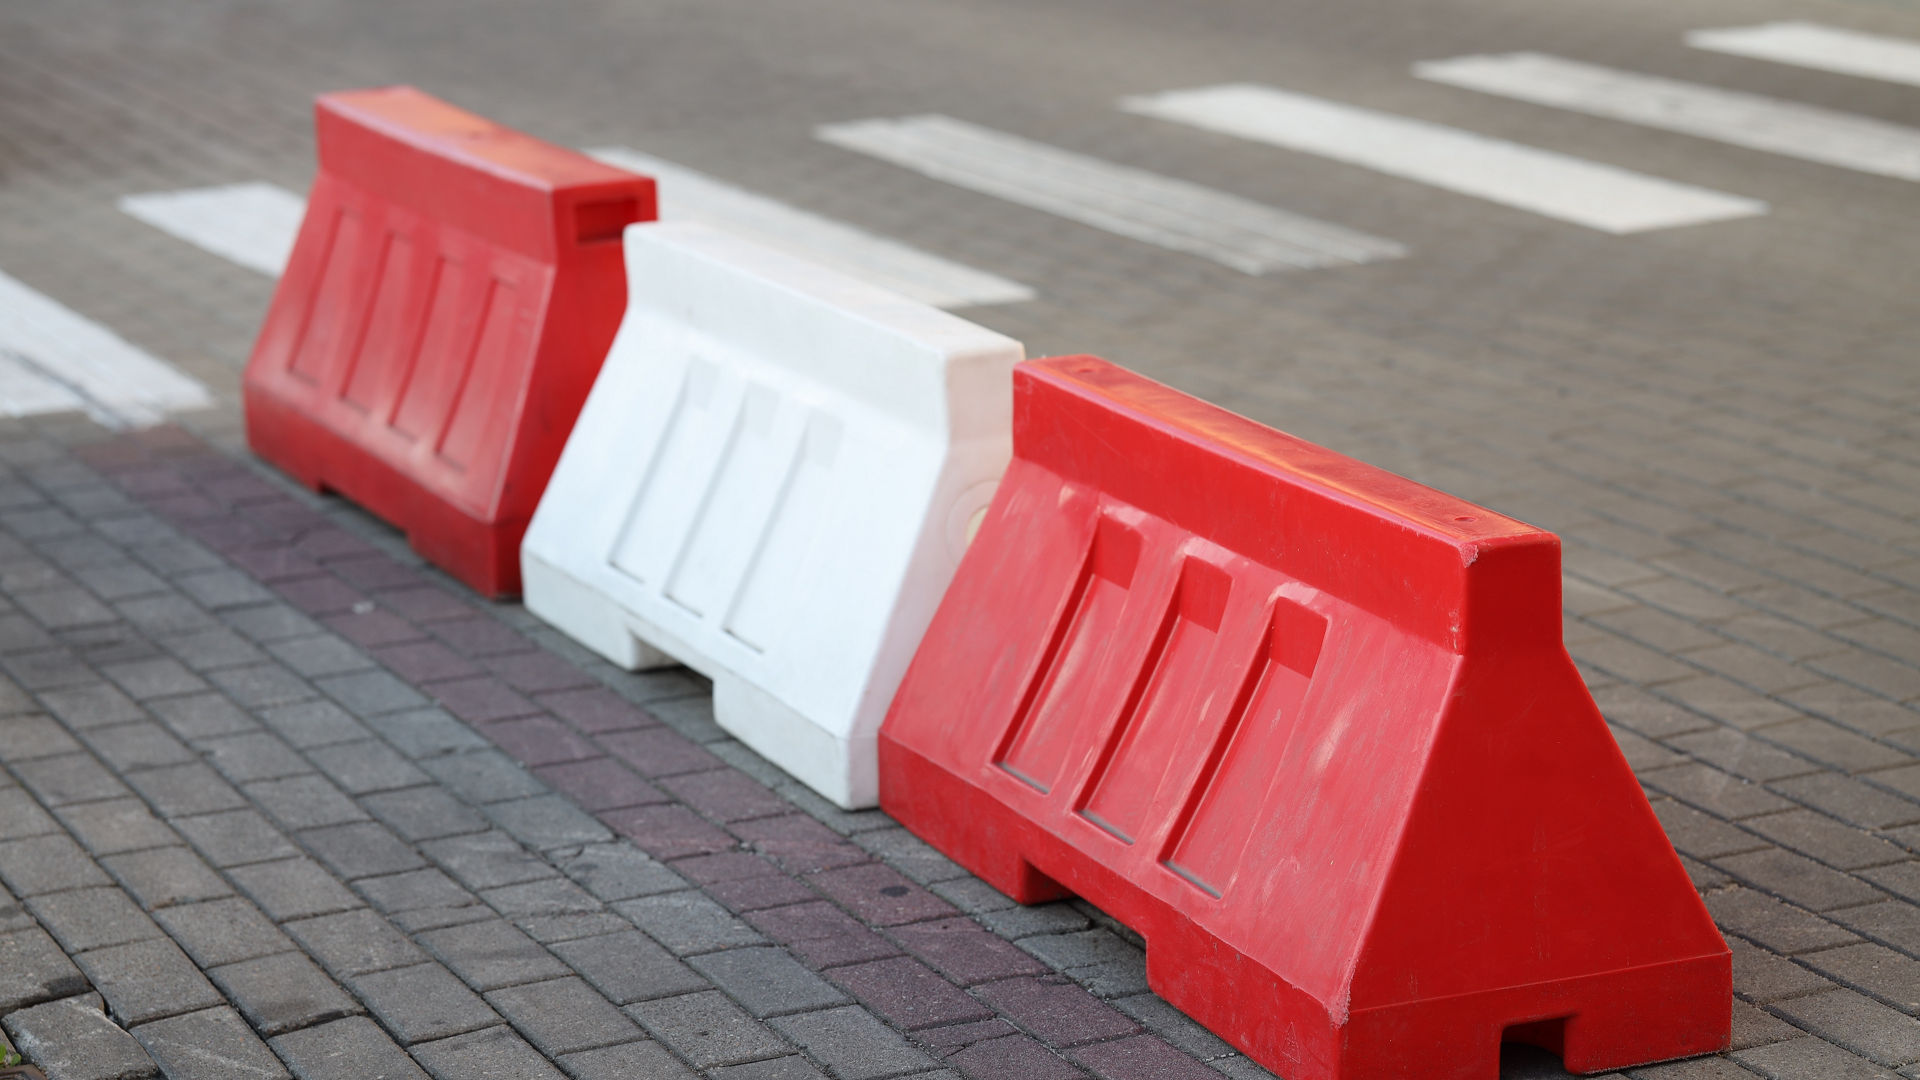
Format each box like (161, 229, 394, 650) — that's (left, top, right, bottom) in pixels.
(617, 221, 1017, 436)
(315, 86, 653, 258)
(1018, 356, 1558, 650)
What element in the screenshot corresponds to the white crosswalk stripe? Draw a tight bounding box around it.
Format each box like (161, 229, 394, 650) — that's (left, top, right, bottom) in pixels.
(816, 113, 1408, 273)
(0, 269, 211, 427)
(1688, 21, 1920, 89)
(1417, 53, 1920, 183)
(122, 161, 1034, 311)
(586, 147, 1033, 308)
(119, 182, 305, 277)
(1122, 84, 1766, 234)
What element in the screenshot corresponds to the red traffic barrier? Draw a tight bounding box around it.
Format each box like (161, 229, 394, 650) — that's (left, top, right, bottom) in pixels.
(879, 357, 1729, 1080)
(243, 86, 655, 596)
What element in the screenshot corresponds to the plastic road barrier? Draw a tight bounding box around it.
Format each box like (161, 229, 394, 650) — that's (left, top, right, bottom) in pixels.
(243, 85, 655, 596)
(522, 221, 1023, 810)
(878, 356, 1730, 1080)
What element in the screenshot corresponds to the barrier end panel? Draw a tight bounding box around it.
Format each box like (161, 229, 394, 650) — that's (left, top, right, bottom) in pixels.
(1017, 356, 1560, 650)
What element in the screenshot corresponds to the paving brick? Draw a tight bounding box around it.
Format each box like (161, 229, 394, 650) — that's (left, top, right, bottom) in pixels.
(808, 863, 956, 927)
(321, 608, 426, 650)
(1772, 987, 1920, 1067)
(556, 1040, 699, 1080)
(411, 1024, 565, 1080)
(209, 664, 316, 710)
(364, 708, 488, 759)
(1072, 1034, 1220, 1080)
(419, 750, 546, 805)
(482, 716, 599, 768)
(19, 752, 132, 807)
(56, 798, 178, 856)
(618, 891, 765, 956)
(125, 762, 247, 816)
(483, 795, 612, 850)
(1736, 1034, 1904, 1078)
(602, 803, 737, 860)
(0, 786, 61, 839)
(26, 886, 161, 952)
(827, 956, 983, 1030)
(420, 831, 557, 891)
(480, 877, 599, 919)
(1111, 994, 1233, 1063)
(198, 733, 310, 785)
(628, 991, 789, 1068)
(245, 775, 367, 831)
(305, 740, 429, 795)
(769, 1004, 936, 1080)
(484, 976, 643, 1055)
(853, 828, 970, 887)
(659, 770, 791, 825)
(364, 587, 470, 625)
(0, 713, 80, 758)
(267, 635, 372, 679)
(0, 926, 89, 1012)
(1731, 998, 1805, 1053)
(81, 721, 195, 773)
(228, 858, 362, 921)
(426, 677, 539, 725)
(1643, 764, 1796, 820)
(1746, 810, 1909, 872)
(691, 946, 850, 1019)
(597, 728, 727, 781)
(735, 815, 873, 877)
(102, 657, 207, 700)
(160, 628, 267, 673)
(549, 930, 708, 1005)
(1774, 773, 1920, 832)
(100, 845, 232, 909)
(947, 1033, 1083, 1080)
(223, 599, 322, 641)
(1804, 943, 1920, 1016)
(174, 810, 299, 868)
(708, 873, 821, 914)
(283, 909, 426, 978)
(75, 936, 223, 1025)
(155, 898, 294, 968)
(298, 822, 426, 880)
(210, 951, 361, 1036)
(515, 911, 632, 946)
(360, 786, 489, 842)
(1831, 902, 1920, 956)
(355, 869, 484, 928)
(429, 619, 532, 660)
(889, 918, 1050, 986)
(706, 1057, 829, 1080)
(257, 700, 369, 749)
(2, 995, 158, 1080)
(269, 1016, 431, 1080)
(349, 963, 501, 1045)
(417, 919, 570, 991)
(975, 976, 1140, 1048)
(745, 902, 900, 970)
(0, 832, 112, 894)
(1729, 937, 1832, 1004)
(317, 670, 428, 718)
(371, 641, 482, 685)
(148, 693, 256, 741)
(536, 688, 653, 735)
(533, 758, 666, 813)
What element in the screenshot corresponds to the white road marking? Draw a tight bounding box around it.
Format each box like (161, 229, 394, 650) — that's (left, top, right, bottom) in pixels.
(589, 148, 1035, 308)
(0, 269, 211, 427)
(1417, 52, 1920, 182)
(1688, 21, 1920, 89)
(119, 182, 305, 276)
(1122, 84, 1766, 234)
(815, 114, 1408, 273)
(122, 162, 1034, 311)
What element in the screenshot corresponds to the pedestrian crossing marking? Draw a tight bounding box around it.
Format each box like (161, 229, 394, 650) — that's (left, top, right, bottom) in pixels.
(1689, 21, 1920, 89)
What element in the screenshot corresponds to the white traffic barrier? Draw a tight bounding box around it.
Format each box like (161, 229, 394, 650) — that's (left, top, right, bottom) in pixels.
(522, 221, 1022, 809)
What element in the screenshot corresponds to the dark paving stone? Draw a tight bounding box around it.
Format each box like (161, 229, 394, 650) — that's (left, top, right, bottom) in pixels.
(209, 951, 362, 1036)
(484, 976, 644, 1055)
(27, 885, 162, 952)
(270, 1016, 431, 1080)
(411, 1024, 565, 1080)
(134, 1005, 292, 1079)
(417, 918, 570, 991)
(2, 995, 158, 1080)
(549, 930, 709, 1005)
(74, 936, 224, 1025)
(284, 908, 427, 978)
(627, 991, 789, 1069)
(0, 925, 90, 1012)
(349, 962, 501, 1045)
(155, 897, 295, 968)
